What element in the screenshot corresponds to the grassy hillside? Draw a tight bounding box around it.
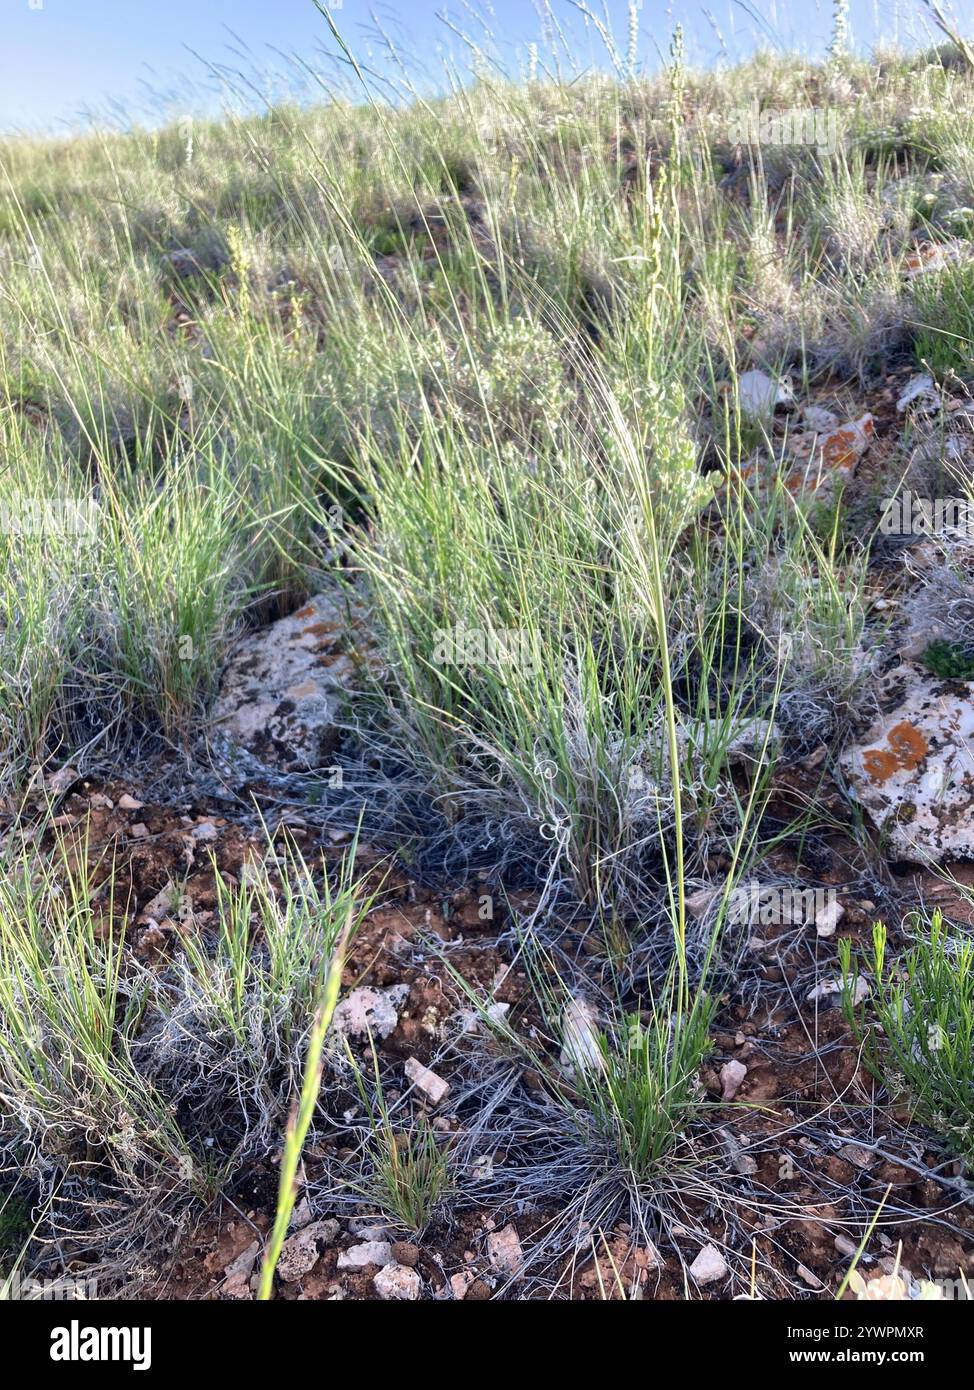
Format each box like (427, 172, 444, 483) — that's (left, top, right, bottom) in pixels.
(2, 34, 974, 1301)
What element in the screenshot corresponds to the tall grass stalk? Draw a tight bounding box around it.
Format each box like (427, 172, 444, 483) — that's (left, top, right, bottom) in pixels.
(257, 922, 350, 1300)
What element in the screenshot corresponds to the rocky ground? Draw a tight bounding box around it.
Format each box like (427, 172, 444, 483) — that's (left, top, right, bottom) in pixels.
(13, 357, 974, 1301)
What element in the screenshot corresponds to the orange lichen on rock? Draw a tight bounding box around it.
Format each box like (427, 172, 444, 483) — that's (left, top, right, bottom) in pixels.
(886, 720, 930, 769)
(819, 414, 874, 470)
(861, 747, 901, 784)
(302, 620, 341, 639)
(861, 720, 930, 784)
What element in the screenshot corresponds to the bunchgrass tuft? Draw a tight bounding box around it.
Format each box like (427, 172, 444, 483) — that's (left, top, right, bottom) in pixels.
(842, 915, 974, 1164)
(346, 1040, 452, 1233)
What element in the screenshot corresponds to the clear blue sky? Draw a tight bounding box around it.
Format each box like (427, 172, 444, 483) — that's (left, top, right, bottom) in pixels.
(0, 0, 965, 134)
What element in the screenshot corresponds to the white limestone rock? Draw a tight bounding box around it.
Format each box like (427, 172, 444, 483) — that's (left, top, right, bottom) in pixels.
(839, 663, 974, 863)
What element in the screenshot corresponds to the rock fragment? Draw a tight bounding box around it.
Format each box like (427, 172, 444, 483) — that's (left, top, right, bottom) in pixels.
(212, 591, 362, 771)
(801, 404, 839, 432)
(815, 897, 845, 938)
(403, 1056, 450, 1105)
(719, 1059, 747, 1101)
(336, 1240, 394, 1270)
(689, 1243, 728, 1286)
(486, 1224, 523, 1278)
(373, 1262, 422, 1300)
(277, 1219, 341, 1283)
(558, 996, 604, 1077)
(896, 373, 938, 413)
(839, 662, 974, 863)
(807, 976, 870, 1005)
(331, 985, 408, 1042)
(220, 1241, 260, 1300)
(812, 413, 875, 474)
(391, 1241, 420, 1267)
(450, 1269, 478, 1300)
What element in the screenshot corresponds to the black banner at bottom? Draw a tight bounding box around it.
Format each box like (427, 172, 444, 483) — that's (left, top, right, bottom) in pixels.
(0, 1295, 963, 1375)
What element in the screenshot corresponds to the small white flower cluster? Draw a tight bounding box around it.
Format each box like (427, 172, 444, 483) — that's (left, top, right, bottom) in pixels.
(452, 319, 572, 438)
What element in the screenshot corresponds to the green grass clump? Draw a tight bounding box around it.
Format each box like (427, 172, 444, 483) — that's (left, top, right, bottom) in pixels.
(345, 1041, 452, 1233)
(0, 831, 370, 1234)
(922, 638, 974, 679)
(841, 916, 974, 1164)
(913, 259, 974, 377)
(0, 837, 190, 1192)
(574, 984, 716, 1178)
(365, 1117, 452, 1234)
